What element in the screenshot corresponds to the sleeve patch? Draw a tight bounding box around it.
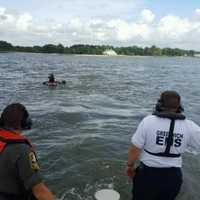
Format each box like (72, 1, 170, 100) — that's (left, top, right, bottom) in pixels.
(29, 152, 40, 170)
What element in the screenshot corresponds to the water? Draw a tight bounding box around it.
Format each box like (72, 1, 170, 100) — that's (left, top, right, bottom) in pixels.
(0, 53, 200, 200)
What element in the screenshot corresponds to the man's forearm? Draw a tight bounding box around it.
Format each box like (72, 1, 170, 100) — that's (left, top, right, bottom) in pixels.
(32, 182, 55, 200)
(127, 144, 141, 167)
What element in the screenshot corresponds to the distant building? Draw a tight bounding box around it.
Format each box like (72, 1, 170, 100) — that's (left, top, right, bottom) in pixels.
(103, 49, 117, 56)
(194, 53, 200, 57)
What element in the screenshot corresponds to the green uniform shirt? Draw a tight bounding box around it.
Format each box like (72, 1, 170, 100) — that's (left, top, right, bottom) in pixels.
(0, 143, 42, 195)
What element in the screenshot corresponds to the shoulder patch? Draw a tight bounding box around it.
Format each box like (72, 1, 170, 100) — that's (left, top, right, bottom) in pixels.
(29, 152, 40, 170)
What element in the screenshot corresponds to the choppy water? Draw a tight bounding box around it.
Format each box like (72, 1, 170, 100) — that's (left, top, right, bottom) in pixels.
(0, 53, 200, 200)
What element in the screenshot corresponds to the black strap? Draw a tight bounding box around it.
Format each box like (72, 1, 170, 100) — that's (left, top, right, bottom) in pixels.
(165, 119, 175, 155)
(144, 119, 181, 158)
(144, 150, 181, 157)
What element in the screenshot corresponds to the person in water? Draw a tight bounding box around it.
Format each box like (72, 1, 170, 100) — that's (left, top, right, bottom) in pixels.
(43, 73, 66, 86)
(48, 73, 55, 83)
(0, 103, 55, 200)
(127, 91, 200, 200)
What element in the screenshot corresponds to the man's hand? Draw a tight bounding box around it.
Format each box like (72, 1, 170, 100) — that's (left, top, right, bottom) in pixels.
(126, 144, 141, 179)
(126, 166, 136, 179)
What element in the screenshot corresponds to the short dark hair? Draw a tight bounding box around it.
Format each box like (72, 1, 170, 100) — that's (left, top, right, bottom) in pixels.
(0, 103, 28, 130)
(160, 91, 181, 110)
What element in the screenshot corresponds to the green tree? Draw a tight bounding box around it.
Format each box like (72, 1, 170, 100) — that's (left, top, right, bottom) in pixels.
(42, 44, 58, 53)
(56, 44, 64, 54)
(0, 41, 13, 51)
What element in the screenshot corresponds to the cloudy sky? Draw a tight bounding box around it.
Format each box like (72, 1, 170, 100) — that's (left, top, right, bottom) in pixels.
(0, 0, 200, 50)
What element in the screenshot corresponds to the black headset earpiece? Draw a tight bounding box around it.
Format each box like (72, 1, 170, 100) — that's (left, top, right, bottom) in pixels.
(177, 104, 184, 113)
(0, 116, 4, 128)
(155, 99, 164, 112)
(21, 108, 32, 130)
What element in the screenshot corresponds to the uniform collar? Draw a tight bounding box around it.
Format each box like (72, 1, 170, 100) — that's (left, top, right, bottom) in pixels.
(153, 111, 186, 120)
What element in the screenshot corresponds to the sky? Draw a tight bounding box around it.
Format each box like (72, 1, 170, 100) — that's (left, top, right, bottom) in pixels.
(0, 0, 200, 50)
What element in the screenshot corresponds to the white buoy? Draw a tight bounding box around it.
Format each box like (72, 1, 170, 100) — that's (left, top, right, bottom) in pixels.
(95, 189, 120, 200)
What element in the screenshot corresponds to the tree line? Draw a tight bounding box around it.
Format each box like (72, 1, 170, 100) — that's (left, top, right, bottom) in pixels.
(0, 40, 198, 57)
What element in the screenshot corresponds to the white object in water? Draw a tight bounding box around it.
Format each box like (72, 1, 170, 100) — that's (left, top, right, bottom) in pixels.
(95, 189, 120, 200)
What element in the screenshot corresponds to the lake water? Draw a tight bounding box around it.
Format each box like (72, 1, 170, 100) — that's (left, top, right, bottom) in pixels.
(0, 53, 200, 200)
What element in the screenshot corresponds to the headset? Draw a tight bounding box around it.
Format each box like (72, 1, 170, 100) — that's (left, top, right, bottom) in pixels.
(21, 107, 32, 130)
(155, 98, 184, 113)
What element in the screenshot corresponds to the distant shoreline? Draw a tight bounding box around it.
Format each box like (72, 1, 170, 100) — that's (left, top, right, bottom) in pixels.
(0, 51, 198, 58)
(0, 40, 198, 57)
(74, 54, 196, 58)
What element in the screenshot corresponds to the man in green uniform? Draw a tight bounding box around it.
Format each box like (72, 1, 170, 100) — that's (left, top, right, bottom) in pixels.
(0, 103, 55, 200)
